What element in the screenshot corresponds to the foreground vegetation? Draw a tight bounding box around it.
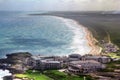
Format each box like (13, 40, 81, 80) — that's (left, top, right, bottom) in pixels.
(15, 70, 93, 80)
(15, 70, 52, 80)
(44, 70, 93, 80)
(107, 52, 120, 58)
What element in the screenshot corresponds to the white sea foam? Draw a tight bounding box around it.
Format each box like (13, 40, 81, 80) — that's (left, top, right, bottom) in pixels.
(50, 16, 92, 55)
(0, 70, 12, 80)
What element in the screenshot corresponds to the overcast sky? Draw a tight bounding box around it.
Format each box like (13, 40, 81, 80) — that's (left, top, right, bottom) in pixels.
(0, 0, 120, 11)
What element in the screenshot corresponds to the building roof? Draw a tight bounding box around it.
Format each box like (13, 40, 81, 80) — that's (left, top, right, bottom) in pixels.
(69, 54, 81, 56)
(84, 56, 110, 59)
(70, 60, 101, 66)
(41, 60, 60, 64)
(70, 60, 103, 68)
(31, 56, 41, 60)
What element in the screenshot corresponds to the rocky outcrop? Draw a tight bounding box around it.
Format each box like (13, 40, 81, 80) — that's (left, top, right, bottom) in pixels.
(0, 52, 32, 74)
(6, 52, 32, 64)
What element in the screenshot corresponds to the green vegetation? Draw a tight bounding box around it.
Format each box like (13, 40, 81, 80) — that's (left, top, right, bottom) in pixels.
(86, 19, 120, 47)
(15, 70, 93, 80)
(44, 70, 93, 80)
(15, 70, 52, 80)
(101, 59, 120, 72)
(107, 60, 120, 68)
(72, 13, 120, 49)
(107, 53, 120, 58)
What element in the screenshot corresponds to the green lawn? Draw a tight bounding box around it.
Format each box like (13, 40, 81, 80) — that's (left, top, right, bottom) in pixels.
(44, 70, 92, 80)
(107, 53, 120, 58)
(15, 70, 52, 80)
(15, 70, 93, 80)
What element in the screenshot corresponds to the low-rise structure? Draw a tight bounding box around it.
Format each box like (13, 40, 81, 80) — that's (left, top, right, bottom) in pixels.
(103, 43, 119, 53)
(82, 56, 111, 63)
(40, 60, 61, 70)
(27, 56, 62, 70)
(68, 60, 105, 74)
(68, 54, 82, 61)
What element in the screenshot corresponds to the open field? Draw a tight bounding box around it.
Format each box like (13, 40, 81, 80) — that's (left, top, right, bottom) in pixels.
(15, 70, 52, 80)
(44, 70, 92, 80)
(107, 53, 120, 58)
(15, 70, 93, 80)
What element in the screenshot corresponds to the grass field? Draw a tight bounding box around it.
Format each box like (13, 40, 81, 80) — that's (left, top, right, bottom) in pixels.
(15, 70, 93, 80)
(44, 70, 92, 80)
(107, 53, 120, 58)
(15, 70, 52, 80)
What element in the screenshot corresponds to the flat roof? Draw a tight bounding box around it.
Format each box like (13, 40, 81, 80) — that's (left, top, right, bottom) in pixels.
(41, 60, 60, 63)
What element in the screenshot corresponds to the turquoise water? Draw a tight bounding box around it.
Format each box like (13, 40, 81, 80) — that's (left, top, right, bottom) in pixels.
(0, 11, 91, 57)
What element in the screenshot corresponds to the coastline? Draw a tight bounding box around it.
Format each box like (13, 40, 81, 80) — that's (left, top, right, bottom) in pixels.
(84, 27, 102, 55)
(66, 17, 102, 55)
(54, 15, 102, 55)
(50, 16, 92, 55)
(0, 14, 102, 57)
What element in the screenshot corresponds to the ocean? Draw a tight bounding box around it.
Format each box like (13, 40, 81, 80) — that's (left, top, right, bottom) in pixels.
(0, 69, 12, 80)
(0, 11, 91, 58)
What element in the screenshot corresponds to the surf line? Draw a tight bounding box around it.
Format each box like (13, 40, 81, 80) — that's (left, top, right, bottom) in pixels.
(49, 15, 101, 55)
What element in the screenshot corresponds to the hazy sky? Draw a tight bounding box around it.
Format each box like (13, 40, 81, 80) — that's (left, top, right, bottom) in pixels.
(0, 0, 120, 11)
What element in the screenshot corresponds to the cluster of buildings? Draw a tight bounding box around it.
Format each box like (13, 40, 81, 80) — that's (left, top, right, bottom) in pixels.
(68, 60, 104, 74)
(27, 56, 62, 70)
(100, 40, 119, 53)
(0, 52, 113, 75)
(67, 54, 111, 74)
(26, 54, 112, 74)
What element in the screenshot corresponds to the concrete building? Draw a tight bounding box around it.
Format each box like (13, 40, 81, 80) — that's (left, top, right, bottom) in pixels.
(40, 60, 61, 70)
(103, 43, 119, 53)
(82, 56, 111, 63)
(68, 54, 82, 61)
(68, 60, 105, 74)
(27, 56, 62, 70)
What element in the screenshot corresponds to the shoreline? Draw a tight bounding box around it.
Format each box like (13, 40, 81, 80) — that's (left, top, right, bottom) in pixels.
(62, 16, 102, 55)
(84, 27, 102, 55)
(0, 15, 102, 58)
(53, 15, 102, 55)
(51, 16, 92, 55)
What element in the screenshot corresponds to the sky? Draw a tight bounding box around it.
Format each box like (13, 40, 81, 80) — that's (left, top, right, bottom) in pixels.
(0, 0, 120, 11)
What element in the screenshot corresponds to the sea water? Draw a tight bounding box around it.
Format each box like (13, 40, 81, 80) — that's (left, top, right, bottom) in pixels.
(0, 69, 12, 80)
(0, 11, 91, 58)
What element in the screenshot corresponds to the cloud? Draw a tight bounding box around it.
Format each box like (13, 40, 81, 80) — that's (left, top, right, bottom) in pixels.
(0, 0, 120, 11)
(0, 0, 5, 3)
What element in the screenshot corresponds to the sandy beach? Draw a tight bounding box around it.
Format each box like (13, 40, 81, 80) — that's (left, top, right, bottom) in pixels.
(64, 16, 102, 55)
(84, 27, 102, 55)
(56, 15, 102, 55)
(48, 13, 103, 55)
